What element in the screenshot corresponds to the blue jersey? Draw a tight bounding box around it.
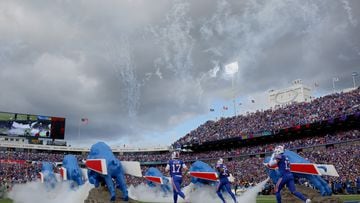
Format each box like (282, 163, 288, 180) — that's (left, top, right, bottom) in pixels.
(216, 164, 230, 179)
(168, 159, 185, 177)
(273, 154, 309, 203)
(215, 163, 237, 203)
(166, 159, 187, 202)
(275, 154, 291, 176)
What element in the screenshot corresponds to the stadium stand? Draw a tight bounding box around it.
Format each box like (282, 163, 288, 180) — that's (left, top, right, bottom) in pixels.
(173, 88, 359, 147)
(0, 88, 359, 195)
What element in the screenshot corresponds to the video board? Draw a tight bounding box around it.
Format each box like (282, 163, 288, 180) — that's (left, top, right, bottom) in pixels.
(0, 111, 65, 139)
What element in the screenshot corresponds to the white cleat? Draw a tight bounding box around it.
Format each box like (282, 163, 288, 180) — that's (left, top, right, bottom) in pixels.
(305, 199, 311, 203)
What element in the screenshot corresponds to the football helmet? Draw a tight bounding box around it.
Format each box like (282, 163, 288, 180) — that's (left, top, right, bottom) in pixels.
(274, 145, 284, 155)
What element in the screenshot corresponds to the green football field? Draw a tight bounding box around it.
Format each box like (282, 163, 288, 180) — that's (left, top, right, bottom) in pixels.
(256, 195, 360, 203)
(1, 195, 360, 203)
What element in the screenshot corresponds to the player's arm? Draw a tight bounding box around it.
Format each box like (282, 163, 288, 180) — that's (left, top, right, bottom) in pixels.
(267, 159, 278, 167)
(165, 163, 170, 172)
(182, 163, 188, 171)
(266, 155, 280, 167)
(182, 163, 188, 175)
(228, 172, 235, 182)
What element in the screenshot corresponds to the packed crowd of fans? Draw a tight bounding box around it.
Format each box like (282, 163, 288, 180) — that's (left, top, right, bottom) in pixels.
(0, 163, 39, 186)
(2, 129, 357, 165)
(123, 141, 360, 195)
(0, 89, 359, 196)
(174, 88, 360, 146)
(0, 151, 68, 163)
(0, 132, 359, 195)
(299, 143, 360, 193)
(121, 129, 359, 162)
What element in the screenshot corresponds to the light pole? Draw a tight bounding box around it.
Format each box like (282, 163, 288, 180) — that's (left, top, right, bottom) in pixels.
(332, 77, 339, 93)
(352, 72, 358, 88)
(225, 61, 239, 117)
(232, 75, 236, 117)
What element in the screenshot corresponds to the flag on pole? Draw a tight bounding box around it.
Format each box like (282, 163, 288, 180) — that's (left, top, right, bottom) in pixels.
(210, 108, 215, 112)
(81, 118, 89, 125)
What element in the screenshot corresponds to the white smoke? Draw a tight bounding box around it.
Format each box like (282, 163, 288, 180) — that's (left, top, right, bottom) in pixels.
(239, 178, 269, 203)
(151, 0, 194, 79)
(129, 183, 175, 203)
(341, 0, 358, 27)
(8, 181, 93, 203)
(105, 36, 140, 118)
(8, 178, 268, 203)
(129, 178, 269, 203)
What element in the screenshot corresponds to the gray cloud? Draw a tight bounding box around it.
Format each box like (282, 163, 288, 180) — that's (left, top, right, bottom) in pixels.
(0, 0, 359, 146)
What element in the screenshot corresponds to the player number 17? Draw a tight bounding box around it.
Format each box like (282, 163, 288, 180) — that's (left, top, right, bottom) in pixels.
(172, 164, 181, 173)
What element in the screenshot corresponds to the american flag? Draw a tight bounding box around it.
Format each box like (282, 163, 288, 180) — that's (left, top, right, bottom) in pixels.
(81, 118, 89, 125)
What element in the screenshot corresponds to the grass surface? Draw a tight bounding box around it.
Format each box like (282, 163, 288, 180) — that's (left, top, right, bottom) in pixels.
(0, 199, 12, 203)
(256, 195, 360, 203)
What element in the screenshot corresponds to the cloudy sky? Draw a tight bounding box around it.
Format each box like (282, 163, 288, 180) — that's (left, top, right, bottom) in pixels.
(0, 0, 359, 147)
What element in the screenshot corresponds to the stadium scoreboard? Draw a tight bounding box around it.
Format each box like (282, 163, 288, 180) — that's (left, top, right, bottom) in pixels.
(0, 111, 66, 140)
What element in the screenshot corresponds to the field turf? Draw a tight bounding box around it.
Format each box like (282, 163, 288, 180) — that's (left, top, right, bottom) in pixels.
(256, 195, 360, 203)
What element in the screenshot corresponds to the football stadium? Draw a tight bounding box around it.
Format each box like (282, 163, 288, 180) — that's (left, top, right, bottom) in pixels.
(0, 87, 359, 203)
(0, 0, 359, 203)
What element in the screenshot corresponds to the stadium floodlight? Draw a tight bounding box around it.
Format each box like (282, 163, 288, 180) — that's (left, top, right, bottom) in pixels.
(352, 72, 358, 88)
(332, 77, 339, 93)
(225, 61, 239, 117)
(224, 61, 239, 75)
